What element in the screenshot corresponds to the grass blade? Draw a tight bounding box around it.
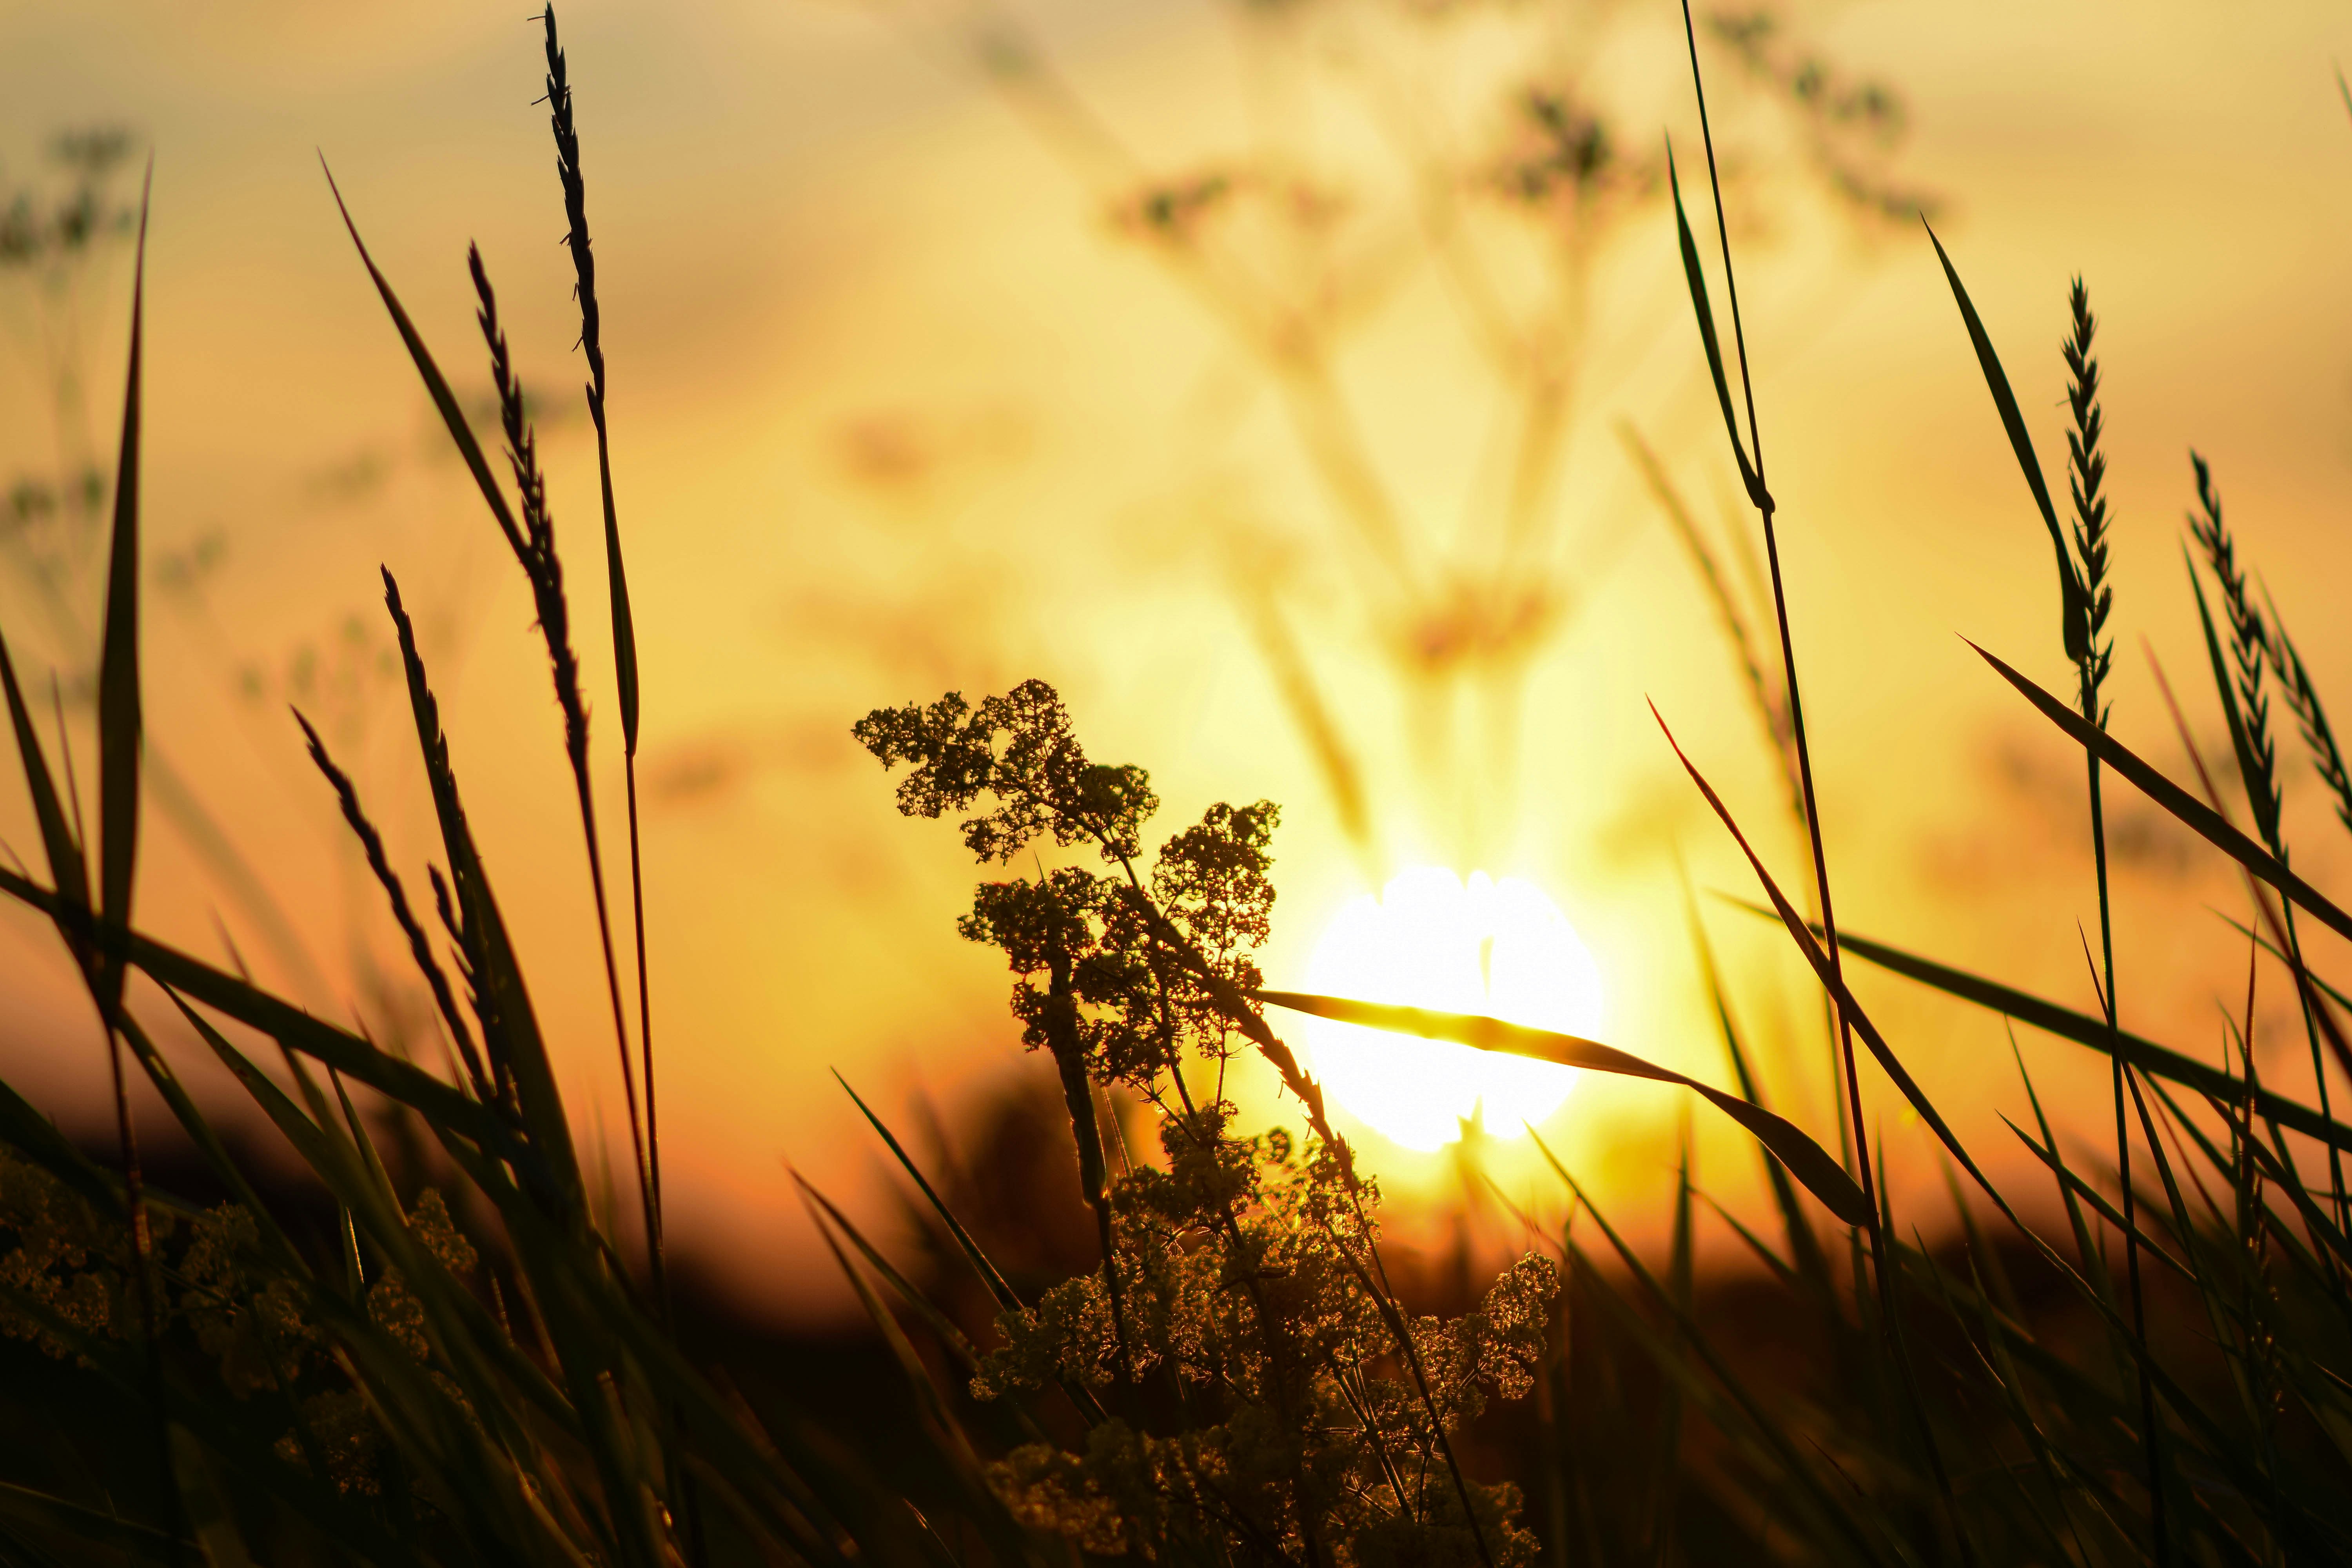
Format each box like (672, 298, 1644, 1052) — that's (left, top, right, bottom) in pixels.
(1684, 872, 1833, 1293)
(1531, 1134, 1895, 1564)
(1252, 989, 1870, 1225)
(1925, 225, 2087, 661)
(790, 1174, 984, 1376)
(1667, 152, 1766, 512)
(0, 627, 91, 944)
(379, 571, 579, 1201)
(833, 1071, 1112, 1429)
(1971, 639, 2352, 945)
(1625, 423, 1792, 809)
(0, 860, 517, 1149)
(81, 167, 178, 1566)
(1747, 904, 2352, 1154)
(2010, 1028, 2111, 1303)
(833, 1072, 1024, 1316)
(293, 709, 490, 1101)
(320, 166, 524, 557)
(2001, 1117, 2189, 1279)
(97, 162, 151, 1016)
(0, 1069, 124, 1216)
(1649, 705, 2006, 1208)
(0, 1479, 194, 1564)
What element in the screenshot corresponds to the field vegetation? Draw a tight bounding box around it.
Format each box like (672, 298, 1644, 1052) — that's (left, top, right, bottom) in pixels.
(2, 6, 2352, 1565)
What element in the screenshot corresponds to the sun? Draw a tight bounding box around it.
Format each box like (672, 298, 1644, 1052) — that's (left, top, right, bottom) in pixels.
(1296, 867, 1604, 1152)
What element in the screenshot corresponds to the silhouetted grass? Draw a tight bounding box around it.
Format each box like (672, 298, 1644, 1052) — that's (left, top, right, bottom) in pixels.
(4, 10, 2352, 1567)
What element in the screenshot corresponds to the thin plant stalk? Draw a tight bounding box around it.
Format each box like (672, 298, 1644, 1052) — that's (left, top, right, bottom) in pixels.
(1673, 4, 1967, 1544)
(465, 244, 652, 1267)
(541, 3, 666, 1319)
(1672, 6, 1872, 1229)
(540, 17, 697, 1560)
(96, 165, 184, 1561)
(1621, 419, 1854, 1187)
(2063, 278, 2167, 1558)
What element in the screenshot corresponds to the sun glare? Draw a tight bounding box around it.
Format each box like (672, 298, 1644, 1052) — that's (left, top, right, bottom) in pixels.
(1297, 867, 1604, 1152)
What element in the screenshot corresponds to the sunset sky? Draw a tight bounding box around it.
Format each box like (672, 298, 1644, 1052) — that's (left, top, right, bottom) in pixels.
(3, 0, 2350, 1321)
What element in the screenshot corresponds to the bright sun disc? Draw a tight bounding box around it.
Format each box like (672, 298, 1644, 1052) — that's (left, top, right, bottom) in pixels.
(1299, 868, 1604, 1151)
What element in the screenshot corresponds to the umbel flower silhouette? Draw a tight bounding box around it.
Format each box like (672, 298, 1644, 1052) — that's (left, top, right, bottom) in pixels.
(858, 679, 1557, 1568)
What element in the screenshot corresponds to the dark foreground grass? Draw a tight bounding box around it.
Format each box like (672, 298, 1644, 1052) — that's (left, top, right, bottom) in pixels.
(2, 9, 2352, 1566)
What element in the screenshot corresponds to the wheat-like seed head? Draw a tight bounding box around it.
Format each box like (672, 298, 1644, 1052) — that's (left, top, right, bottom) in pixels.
(2063, 278, 2114, 723)
(2189, 454, 2282, 839)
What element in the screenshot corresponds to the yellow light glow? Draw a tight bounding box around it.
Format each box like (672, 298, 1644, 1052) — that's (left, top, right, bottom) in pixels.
(1298, 868, 1604, 1151)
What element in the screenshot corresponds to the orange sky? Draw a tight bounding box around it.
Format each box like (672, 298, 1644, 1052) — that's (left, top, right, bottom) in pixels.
(4, 0, 2352, 1322)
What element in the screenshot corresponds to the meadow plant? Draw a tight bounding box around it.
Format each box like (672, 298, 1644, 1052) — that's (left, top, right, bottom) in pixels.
(886, 0, 1933, 875)
(855, 680, 1558, 1566)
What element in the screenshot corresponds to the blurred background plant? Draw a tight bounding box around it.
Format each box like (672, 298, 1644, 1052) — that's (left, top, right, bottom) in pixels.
(862, 0, 1931, 877)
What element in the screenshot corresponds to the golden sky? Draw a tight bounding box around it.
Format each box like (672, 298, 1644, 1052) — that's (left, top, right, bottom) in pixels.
(4, 0, 2352, 1321)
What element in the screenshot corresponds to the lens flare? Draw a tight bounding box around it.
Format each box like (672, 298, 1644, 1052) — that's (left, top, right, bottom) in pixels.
(1297, 867, 1604, 1151)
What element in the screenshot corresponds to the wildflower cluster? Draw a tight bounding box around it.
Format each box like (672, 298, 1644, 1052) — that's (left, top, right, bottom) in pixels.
(857, 680, 1279, 1098)
(0, 1154, 480, 1499)
(0, 1149, 134, 1356)
(859, 680, 1555, 1566)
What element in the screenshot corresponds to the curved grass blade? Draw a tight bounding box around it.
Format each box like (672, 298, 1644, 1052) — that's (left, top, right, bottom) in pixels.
(320, 165, 524, 557)
(1685, 869, 1831, 1291)
(380, 571, 579, 1203)
(1251, 989, 1870, 1226)
(791, 1174, 982, 1376)
(0, 626, 91, 951)
(1667, 151, 1767, 514)
(796, 1221, 1014, 1568)
(1926, 225, 2087, 661)
(833, 1070, 1112, 1429)
(2002, 1117, 2190, 1279)
(1731, 901, 2352, 1154)
(796, 1181, 989, 1484)
(0, 861, 516, 1153)
(1971, 639, 2352, 946)
(294, 709, 490, 1100)
(1649, 704, 2007, 1207)
(1529, 1133, 1896, 1564)
(832, 1071, 1023, 1316)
